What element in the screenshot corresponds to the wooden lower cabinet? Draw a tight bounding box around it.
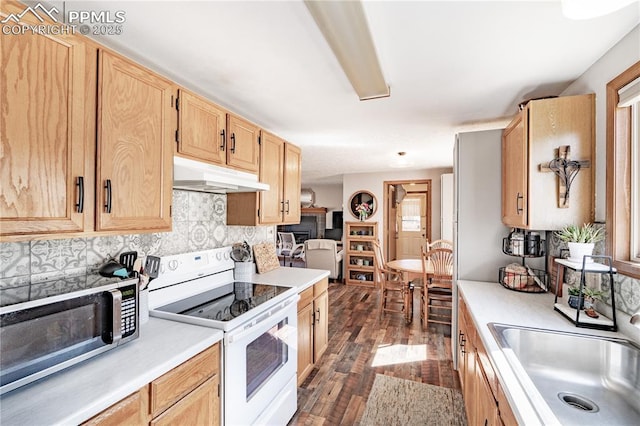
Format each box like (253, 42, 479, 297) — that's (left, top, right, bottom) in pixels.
(82, 343, 220, 426)
(151, 376, 218, 426)
(82, 387, 149, 426)
(297, 294, 315, 384)
(458, 297, 516, 426)
(297, 277, 329, 385)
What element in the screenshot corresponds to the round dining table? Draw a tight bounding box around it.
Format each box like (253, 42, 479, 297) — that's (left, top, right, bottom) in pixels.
(386, 258, 433, 323)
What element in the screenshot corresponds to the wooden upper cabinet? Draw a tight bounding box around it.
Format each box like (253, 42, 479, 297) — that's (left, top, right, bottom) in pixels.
(259, 131, 286, 224)
(0, 22, 87, 236)
(96, 50, 173, 232)
(227, 132, 301, 226)
(177, 89, 227, 165)
(226, 114, 260, 174)
(502, 113, 528, 229)
(501, 94, 595, 230)
(283, 143, 302, 224)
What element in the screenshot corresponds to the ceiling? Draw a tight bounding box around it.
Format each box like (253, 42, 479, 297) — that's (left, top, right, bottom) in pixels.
(48, 0, 640, 184)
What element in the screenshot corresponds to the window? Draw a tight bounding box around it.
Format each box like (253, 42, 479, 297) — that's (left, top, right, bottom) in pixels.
(623, 81, 640, 262)
(400, 198, 421, 231)
(606, 61, 640, 278)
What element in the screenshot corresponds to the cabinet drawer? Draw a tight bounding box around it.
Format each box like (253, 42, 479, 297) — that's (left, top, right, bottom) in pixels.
(313, 277, 329, 297)
(299, 286, 314, 309)
(151, 375, 219, 426)
(82, 386, 149, 426)
(150, 344, 219, 417)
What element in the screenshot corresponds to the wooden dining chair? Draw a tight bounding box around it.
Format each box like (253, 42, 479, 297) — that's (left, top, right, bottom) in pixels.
(420, 247, 454, 329)
(372, 240, 412, 320)
(426, 239, 454, 251)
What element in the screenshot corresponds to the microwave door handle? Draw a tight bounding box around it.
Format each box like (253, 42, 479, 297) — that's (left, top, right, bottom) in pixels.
(109, 289, 123, 345)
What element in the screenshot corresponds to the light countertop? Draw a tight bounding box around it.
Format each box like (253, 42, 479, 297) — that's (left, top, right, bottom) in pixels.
(457, 280, 639, 426)
(0, 318, 223, 426)
(249, 266, 330, 292)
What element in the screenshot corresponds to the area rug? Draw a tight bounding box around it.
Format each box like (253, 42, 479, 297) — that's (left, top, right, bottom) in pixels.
(359, 374, 467, 426)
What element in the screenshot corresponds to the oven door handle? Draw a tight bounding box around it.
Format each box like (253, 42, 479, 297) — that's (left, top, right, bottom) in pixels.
(225, 295, 299, 345)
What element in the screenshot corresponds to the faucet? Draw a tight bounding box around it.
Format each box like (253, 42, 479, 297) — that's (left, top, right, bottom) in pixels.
(632, 311, 640, 325)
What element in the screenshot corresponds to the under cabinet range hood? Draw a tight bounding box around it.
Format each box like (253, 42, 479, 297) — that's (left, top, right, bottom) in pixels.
(173, 156, 269, 193)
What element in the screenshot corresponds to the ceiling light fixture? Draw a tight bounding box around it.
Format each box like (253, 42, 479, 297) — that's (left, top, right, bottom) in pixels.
(391, 151, 413, 168)
(304, 0, 390, 101)
(561, 0, 639, 19)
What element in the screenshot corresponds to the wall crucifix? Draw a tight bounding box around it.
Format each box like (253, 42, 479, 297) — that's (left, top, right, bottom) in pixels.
(538, 145, 590, 208)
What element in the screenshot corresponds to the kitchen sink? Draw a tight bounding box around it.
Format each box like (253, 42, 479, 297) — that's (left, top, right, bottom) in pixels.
(488, 323, 640, 425)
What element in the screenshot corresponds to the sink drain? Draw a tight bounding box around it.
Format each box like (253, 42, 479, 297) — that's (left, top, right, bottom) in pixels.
(558, 392, 599, 413)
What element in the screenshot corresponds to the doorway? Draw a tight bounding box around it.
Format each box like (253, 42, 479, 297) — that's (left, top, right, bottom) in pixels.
(384, 180, 432, 261)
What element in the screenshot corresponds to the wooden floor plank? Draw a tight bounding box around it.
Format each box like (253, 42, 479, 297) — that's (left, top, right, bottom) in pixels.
(289, 283, 460, 425)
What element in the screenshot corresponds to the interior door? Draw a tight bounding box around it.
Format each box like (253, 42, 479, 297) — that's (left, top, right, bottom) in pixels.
(396, 193, 427, 259)
(387, 184, 398, 261)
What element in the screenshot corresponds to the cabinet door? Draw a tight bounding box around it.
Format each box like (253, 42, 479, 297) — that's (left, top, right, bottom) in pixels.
(313, 290, 329, 362)
(226, 114, 259, 173)
(177, 89, 226, 165)
(1, 25, 87, 236)
(457, 308, 467, 389)
(96, 50, 173, 232)
(151, 376, 219, 426)
(282, 143, 302, 224)
(82, 387, 149, 426)
(464, 349, 478, 425)
(297, 301, 314, 386)
(476, 367, 499, 426)
(502, 112, 528, 228)
(258, 131, 285, 224)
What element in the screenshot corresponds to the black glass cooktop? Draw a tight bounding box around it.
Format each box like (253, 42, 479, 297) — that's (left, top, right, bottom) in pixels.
(155, 282, 292, 321)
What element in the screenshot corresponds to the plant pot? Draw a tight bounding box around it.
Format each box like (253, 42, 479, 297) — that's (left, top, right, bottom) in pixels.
(567, 242, 595, 263)
(568, 294, 585, 309)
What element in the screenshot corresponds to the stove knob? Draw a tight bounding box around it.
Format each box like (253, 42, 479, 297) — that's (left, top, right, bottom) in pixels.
(224, 251, 230, 260)
(215, 252, 222, 261)
(168, 259, 179, 271)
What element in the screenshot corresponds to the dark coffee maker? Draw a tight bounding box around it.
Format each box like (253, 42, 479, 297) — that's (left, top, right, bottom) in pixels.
(525, 232, 541, 256)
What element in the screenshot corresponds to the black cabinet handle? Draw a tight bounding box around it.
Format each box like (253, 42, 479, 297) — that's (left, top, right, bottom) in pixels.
(104, 179, 112, 213)
(230, 133, 236, 153)
(75, 176, 84, 213)
(316, 308, 320, 324)
(220, 129, 226, 151)
(285, 200, 290, 214)
(516, 192, 523, 214)
(280, 200, 285, 214)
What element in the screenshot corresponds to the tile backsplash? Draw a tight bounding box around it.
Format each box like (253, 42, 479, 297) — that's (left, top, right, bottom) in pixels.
(0, 190, 275, 287)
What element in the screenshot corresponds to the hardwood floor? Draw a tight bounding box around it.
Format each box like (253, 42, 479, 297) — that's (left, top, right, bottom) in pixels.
(290, 283, 461, 425)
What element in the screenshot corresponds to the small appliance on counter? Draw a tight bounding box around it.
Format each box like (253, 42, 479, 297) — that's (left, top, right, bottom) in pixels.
(0, 274, 140, 395)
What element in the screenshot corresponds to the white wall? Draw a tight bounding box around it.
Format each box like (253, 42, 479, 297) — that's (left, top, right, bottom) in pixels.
(342, 167, 453, 242)
(560, 25, 640, 221)
(303, 184, 343, 228)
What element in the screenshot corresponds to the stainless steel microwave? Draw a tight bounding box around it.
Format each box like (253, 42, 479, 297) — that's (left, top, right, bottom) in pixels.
(0, 275, 140, 395)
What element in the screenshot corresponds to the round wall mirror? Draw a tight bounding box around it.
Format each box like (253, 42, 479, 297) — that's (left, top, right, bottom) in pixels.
(348, 191, 377, 220)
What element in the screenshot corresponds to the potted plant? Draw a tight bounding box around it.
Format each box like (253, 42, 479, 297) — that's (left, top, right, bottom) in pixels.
(566, 285, 603, 318)
(567, 285, 585, 309)
(554, 223, 604, 263)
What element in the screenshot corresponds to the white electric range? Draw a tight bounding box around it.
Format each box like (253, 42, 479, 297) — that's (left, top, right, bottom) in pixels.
(147, 247, 298, 426)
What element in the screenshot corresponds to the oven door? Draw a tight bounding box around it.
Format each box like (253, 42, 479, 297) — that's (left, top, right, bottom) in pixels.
(223, 295, 298, 426)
